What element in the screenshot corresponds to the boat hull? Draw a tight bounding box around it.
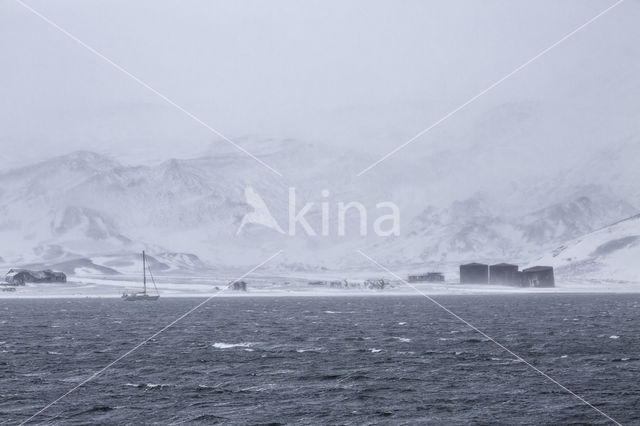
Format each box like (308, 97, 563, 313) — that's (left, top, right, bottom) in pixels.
(122, 294, 159, 301)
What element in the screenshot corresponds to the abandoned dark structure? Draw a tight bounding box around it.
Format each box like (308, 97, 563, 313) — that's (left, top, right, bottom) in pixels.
(5, 269, 67, 286)
(521, 266, 555, 287)
(459, 263, 489, 284)
(489, 263, 519, 286)
(231, 280, 247, 291)
(308, 279, 388, 290)
(408, 273, 445, 283)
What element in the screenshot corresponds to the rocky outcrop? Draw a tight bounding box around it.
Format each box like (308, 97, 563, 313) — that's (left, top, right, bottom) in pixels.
(5, 269, 66, 285)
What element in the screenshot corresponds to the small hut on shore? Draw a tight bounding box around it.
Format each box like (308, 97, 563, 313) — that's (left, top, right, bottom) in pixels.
(231, 280, 247, 291)
(408, 272, 445, 283)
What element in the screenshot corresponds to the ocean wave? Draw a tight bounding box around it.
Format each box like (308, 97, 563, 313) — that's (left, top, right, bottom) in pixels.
(198, 384, 220, 389)
(212, 342, 256, 349)
(296, 347, 325, 353)
(125, 383, 171, 389)
(146, 383, 170, 389)
(240, 384, 277, 392)
(188, 414, 228, 422)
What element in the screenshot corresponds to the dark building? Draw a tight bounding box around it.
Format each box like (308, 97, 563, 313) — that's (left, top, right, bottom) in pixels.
(489, 263, 519, 286)
(522, 266, 555, 287)
(460, 263, 489, 284)
(231, 280, 247, 291)
(5, 269, 66, 286)
(408, 272, 445, 283)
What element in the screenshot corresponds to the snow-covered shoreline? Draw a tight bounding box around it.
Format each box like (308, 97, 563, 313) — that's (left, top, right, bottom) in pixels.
(1, 275, 639, 299)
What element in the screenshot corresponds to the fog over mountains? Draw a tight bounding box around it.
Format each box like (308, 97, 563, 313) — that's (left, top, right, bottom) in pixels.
(0, 138, 638, 281)
(1, 1, 639, 281)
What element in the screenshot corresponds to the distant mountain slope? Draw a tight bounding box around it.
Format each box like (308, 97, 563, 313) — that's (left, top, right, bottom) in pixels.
(366, 188, 637, 269)
(0, 146, 638, 280)
(536, 214, 640, 282)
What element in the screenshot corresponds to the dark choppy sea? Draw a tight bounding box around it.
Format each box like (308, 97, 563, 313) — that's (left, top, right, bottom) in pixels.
(0, 295, 638, 425)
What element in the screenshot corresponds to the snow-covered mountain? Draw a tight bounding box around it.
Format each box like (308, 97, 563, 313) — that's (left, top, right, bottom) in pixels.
(0, 142, 638, 281)
(363, 187, 638, 270)
(536, 214, 640, 283)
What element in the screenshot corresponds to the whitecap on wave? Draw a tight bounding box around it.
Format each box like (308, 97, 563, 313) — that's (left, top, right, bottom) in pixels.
(145, 383, 170, 389)
(212, 342, 256, 349)
(296, 347, 324, 353)
(125, 383, 170, 389)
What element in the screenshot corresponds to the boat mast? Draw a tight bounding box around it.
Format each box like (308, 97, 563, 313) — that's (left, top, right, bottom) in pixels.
(143, 250, 147, 294)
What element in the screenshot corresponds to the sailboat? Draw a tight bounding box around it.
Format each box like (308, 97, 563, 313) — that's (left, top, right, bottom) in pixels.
(122, 251, 160, 301)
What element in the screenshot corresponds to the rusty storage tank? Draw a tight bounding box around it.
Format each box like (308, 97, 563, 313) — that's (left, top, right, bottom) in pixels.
(459, 263, 489, 284)
(522, 266, 555, 287)
(489, 263, 519, 286)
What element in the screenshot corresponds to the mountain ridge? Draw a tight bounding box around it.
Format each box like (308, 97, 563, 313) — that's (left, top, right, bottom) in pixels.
(0, 147, 638, 282)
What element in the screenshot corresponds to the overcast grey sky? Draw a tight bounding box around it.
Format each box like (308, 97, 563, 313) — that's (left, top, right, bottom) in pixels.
(1, 0, 638, 168)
